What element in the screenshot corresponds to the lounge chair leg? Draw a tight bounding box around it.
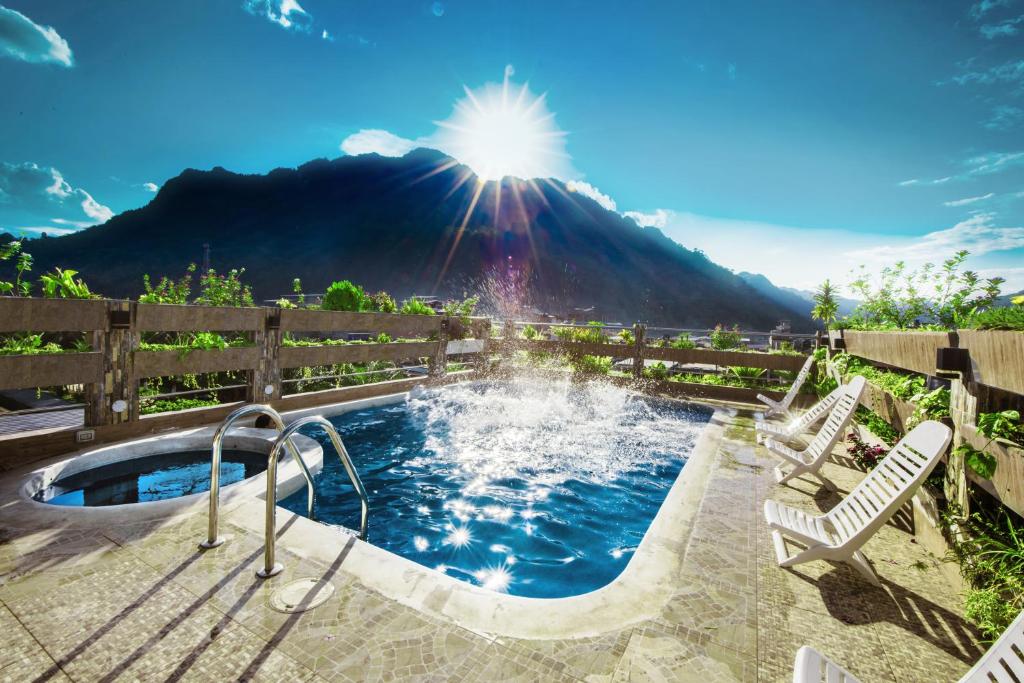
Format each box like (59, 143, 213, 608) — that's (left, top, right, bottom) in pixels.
(774, 464, 800, 485)
(845, 550, 880, 586)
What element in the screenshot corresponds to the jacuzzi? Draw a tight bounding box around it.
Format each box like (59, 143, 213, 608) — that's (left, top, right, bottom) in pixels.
(21, 428, 323, 520)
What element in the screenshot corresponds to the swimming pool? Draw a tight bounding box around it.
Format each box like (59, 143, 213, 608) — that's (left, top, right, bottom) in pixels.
(280, 379, 711, 598)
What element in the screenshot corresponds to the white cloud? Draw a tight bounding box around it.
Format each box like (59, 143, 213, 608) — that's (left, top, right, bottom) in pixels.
(984, 104, 1024, 130)
(898, 176, 951, 187)
(0, 6, 73, 67)
(623, 209, 670, 228)
(848, 213, 1024, 262)
(340, 129, 422, 157)
(0, 162, 113, 232)
(943, 192, 995, 207)
(142, 182, 159, 192)
(242, 0, 312, 32)
(951, 59, 1024, 87)
(321, 29, 333, 41)
(966, 151, 1024, 175)
(566, 180, 616, 212)
(970, 0, 1012, 20)
(981, 15, 1024, 38)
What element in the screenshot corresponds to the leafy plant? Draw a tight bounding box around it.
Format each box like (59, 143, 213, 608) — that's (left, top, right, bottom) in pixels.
(521, 324, 539, 340)
(368, 291, 397, 313)
(670, 333, 696, 349)
(400, 298, 436, 316)
(322, 280, 366, 311)
(195, 268, 253, 307)
(957, 444, 997, 479)
(618, 329, 635, 345)
(0, 333, 62, 356)
(965, 306, 1024, 331)
(0, 240, 32, 296)
(947, 506, 1024, 641)
(553, 321, 606, 344)
(978, 410, 1023, 446)
(853, 406, 899, 446)
(811, 279, 839, 327)
(845, 250, 1003, 330)
(570, 354, 611, 375)
(39, 268, 93, 299)
(140, 397, 220, 415)
(728, 366, 765, 380)
(906, 387, 951, 430)
(140, 264, 194, 304)
(643, 362, 669, 380)
(710, 324, 742, 350)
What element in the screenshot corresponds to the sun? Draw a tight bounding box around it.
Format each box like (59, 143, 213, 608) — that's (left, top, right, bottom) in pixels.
(433, 67, 571, 182)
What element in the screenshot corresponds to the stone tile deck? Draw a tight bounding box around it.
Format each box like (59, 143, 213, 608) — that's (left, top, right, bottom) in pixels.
(0, 409, 982, 682)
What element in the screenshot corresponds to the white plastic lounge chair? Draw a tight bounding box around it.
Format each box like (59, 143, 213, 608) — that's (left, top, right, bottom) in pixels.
(765, 420, 952, 585)
(792, 606, 1024, 682)
(758, 355, 816, 418)
(756, 383, 844, 445)
(763, 376, 866, 490)
(792, 645, 861, 683)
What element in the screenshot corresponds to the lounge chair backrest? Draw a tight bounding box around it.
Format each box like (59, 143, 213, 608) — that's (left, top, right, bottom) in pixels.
(777, 355, 816, 410)
(788, 384, 844, 432)
(961, 607, 1024, 682)
(802, 376, 866, 463)
(826, 421, 951, 547)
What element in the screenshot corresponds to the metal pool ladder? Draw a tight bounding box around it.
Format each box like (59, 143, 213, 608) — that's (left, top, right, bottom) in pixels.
(256, 415, 369, 578)
(201, 404, 317, 550)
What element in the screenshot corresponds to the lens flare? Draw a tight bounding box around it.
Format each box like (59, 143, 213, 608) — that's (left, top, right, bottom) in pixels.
(433, 68, 572, 182)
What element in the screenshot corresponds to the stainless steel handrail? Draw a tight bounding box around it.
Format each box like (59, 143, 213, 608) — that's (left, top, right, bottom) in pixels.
(257, 415, 369, 579)
(201, 404, 316, 550)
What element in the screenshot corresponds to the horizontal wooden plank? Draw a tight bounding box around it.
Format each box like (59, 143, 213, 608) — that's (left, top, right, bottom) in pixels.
(279, 341, 439, 368)
(606, 374, 787, 405)
(279, 309, 442, 336)
(0, 297, 108, 332)
(843, 330, 953, 376)
(132, 347, 259, 378)
(273, 371, 477, 413)
(0, 352, 104, 391)
(135, 303, 264, 332)
(962, 423, 1024, 518)
(643, 347, 808, 371)
(958, 330, 1024, 395)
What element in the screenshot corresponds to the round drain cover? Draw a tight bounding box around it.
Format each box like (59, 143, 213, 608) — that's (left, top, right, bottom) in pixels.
(270, 578, 335, 614)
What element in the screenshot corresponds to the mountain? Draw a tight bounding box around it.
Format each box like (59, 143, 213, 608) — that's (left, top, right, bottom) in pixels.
(11, 149, 814, 330)
(738, 272, 859, 323)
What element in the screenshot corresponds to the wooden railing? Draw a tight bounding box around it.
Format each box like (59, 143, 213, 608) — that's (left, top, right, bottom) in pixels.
(0, 297, 490, 463)
(828, 328, 1024, 518)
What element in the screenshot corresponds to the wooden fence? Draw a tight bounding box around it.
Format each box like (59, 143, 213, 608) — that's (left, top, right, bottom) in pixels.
(0, 297, 485, 465)
(830, 328, 1024, 519)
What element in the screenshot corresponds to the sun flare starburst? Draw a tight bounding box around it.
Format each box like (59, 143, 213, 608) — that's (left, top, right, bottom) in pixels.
(433, 67, 571, 182)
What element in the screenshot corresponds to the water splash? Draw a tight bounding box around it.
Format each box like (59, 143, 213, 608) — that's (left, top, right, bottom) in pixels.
(408, 377, 706, 487)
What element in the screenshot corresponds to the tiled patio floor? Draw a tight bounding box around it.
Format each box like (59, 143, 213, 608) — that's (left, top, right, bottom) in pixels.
(0, 409, 982, 682)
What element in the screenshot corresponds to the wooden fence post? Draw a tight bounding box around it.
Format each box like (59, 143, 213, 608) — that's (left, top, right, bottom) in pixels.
(429, 316, 449, 377)
(87, 299, 137, 426)
(632, 322, 645, 380)
(475, 320, 491, 375)
(253, 308, 282, 402)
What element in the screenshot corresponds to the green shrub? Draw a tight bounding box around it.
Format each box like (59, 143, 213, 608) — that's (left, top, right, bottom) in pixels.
(710, 324, 741, 350)
(0, 333, 63, 356)
(643, 362, 669, 381)
(400, 298, 436, 316)
(570, 354, 611, 375)
(670, 333, 696, 349)
(140, 397, 220, 415)
(368, 291, 397, 313)
(195, 268, 253, 307)
(553, 321, 606, 344)
(140, 264, 194, 304)
(965, 306, 1024, 331)
(323, 280, 367, 312)
(521, 324, 539, 340)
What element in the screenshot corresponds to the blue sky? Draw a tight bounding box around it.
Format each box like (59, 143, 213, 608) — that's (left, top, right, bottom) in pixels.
(1, 0, 1022, 291)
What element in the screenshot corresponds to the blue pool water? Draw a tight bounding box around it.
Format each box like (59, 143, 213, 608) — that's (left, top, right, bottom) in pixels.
(280, 379, 711, 598)
(34, 449, 266, 507)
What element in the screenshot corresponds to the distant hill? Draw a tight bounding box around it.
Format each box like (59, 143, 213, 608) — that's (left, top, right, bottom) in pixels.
(9, 149, 815, 330)
(738, 272, 859, 324)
